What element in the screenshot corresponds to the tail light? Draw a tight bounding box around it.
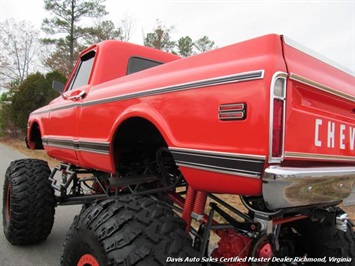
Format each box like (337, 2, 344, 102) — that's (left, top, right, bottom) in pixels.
(269, 73, 287, 163)
(272, 99, 284, 157)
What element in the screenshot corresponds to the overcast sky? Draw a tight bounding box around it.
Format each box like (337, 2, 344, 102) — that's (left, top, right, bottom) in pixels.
(0, 0, 354, 74)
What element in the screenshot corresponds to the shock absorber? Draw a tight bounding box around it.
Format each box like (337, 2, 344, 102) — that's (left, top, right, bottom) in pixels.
(192, 191, 208, 221)
(182, 189, 208, 232)
(182, 187, 197, 232)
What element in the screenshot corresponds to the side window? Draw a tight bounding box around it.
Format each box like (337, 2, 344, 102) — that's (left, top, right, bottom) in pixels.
(68, 50, 96, 90)
(127, 57, 162, 75)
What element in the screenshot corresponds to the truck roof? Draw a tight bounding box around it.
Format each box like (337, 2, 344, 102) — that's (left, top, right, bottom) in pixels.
(81, 40, 181, 63)
(77, 40, 181, 87)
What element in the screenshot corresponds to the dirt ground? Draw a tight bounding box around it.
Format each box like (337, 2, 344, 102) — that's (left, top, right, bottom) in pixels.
(1, 137, 354, 222)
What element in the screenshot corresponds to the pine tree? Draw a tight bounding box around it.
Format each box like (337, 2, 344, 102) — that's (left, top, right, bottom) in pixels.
(42, 0, 108, 76)
(177, 36, 195, 57)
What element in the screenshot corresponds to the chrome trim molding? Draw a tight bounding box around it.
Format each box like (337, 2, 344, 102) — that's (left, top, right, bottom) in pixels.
(31, 70, 265, 115)
(176, 162, 261, 178)
(285, 151, 355, 162)
(83, 70, 265, 107)
(290, 73, 355, 102)
(169, 147, 266, 160)
(169, 147, 265, 179)
(263, 166, 355, 209)
(268, 72, 288, 163)
(42, 137, 110, 155)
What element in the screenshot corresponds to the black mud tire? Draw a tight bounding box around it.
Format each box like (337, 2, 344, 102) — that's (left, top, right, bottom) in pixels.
(61, 194, 198, 266)
(296, 215, 355, 266)
(2, 159, 56, 245)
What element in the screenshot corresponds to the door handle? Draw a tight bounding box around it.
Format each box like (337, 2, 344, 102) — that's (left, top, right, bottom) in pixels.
(69, 91, 86, 101)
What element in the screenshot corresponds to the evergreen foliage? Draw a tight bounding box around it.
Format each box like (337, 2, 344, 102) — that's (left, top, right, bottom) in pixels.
(42, 0, 110, 76)
(0, 71, 65, 135)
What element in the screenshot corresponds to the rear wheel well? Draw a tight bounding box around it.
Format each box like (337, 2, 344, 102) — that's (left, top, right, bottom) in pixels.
(112, 117, 168, 173)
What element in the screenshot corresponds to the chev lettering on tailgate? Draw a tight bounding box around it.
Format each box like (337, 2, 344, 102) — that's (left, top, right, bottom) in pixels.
(315, 118, 355, 150)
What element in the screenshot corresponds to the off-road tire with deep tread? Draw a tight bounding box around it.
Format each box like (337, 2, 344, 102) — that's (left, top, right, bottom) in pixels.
(61, 194, 198, 266)
(296, 215, 355, 266)
(2, 158, 56, 245)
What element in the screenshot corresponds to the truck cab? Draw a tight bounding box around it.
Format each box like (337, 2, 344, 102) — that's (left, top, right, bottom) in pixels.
(27, 41, 180, 163)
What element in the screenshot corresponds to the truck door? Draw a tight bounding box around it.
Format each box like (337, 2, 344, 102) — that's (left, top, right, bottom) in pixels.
(46, 50, 96, 164)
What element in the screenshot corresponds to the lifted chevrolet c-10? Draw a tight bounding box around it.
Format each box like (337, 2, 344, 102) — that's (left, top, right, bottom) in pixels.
(3, 34, 355, 265)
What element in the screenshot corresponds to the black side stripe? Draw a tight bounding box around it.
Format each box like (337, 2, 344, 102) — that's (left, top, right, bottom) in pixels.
(42, 139, 264, 178)
(169, 148, 265, 179)
(42, 138, 110, 155)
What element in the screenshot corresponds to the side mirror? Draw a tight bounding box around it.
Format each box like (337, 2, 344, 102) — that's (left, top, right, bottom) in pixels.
(52, 80, 65, 93)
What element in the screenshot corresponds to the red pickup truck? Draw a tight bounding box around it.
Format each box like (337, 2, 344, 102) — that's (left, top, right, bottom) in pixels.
(3, 34, 355, 265)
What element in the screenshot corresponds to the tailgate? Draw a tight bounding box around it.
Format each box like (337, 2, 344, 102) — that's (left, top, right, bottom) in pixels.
(281, 36, 355, 164)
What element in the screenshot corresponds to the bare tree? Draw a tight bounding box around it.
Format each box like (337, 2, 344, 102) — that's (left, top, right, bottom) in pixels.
(121, 14, 135, 42)
(0, 19, 40, 87)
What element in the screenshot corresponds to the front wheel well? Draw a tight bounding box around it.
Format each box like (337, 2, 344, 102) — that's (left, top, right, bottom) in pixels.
(29, 122, 44, 149)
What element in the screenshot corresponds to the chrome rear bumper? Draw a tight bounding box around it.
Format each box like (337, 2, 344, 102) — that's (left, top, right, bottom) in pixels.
(262, 166, 355, 209)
